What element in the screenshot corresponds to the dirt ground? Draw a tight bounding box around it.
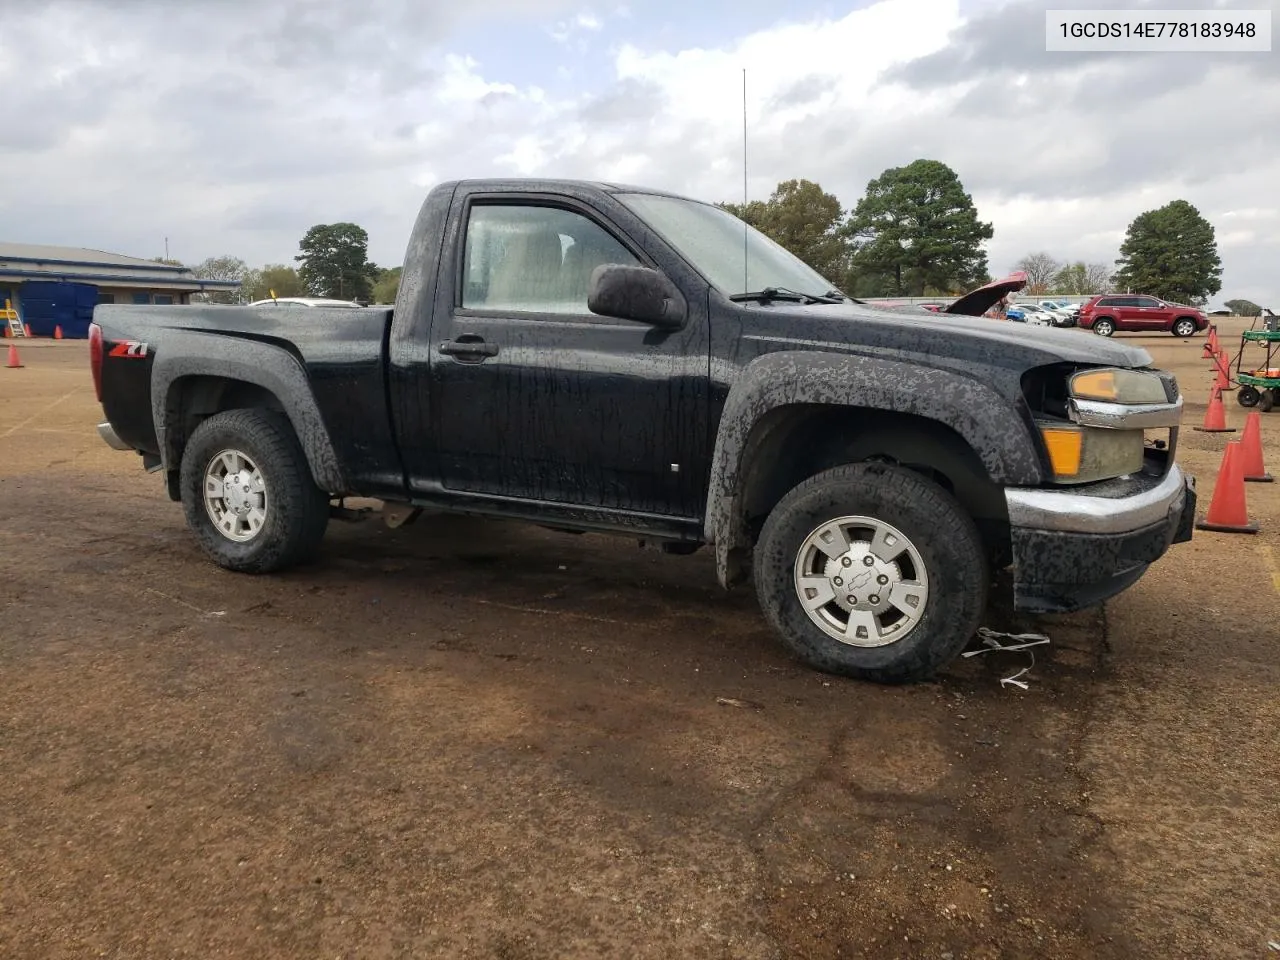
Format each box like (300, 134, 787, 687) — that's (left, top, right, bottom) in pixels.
(1, 321, 1277, 959)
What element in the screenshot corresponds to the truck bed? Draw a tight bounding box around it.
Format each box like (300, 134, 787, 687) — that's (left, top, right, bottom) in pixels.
(93, 303, 398, 493)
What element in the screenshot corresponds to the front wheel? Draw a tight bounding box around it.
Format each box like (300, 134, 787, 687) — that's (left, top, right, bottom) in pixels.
(1173, 318, 1197, 338)
(1239, 385, 1261, 408)
(179, 408, 330, 573)
(753, 463, 988, 684)
(1092, 318, 1116, 337)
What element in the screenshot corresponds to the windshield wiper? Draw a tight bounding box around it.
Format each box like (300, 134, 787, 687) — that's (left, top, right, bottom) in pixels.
(729, 286, 844, 305)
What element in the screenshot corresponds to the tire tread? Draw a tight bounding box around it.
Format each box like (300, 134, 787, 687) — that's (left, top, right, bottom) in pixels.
(179, 408, 329, 574)
(753, 462, 987, 684)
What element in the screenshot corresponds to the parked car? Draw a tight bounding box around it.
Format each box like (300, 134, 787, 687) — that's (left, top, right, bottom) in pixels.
(1006, 303, 1054, 326)
(87, 178, 1195, 685)
(1078, 295, 1208, 337)
(247, 297, 362, 308)
(1036, 300, 1079, 327)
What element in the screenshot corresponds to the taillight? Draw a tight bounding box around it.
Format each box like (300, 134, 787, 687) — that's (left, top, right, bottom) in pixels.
(89, 322, 104, 402)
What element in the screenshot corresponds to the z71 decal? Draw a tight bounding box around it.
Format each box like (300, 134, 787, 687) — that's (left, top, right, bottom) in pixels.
(108, 341, 150, 358)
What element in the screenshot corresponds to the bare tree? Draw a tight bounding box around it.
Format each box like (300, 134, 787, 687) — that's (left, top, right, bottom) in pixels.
(1014, 252, 1062, 294)
(193, 255, 249, 304)
(1053, 260, 1115, 295)
(1084, 261, 1113, 293)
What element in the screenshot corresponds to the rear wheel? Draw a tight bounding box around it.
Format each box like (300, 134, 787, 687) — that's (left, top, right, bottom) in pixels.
(1261, 390, 1276, 413)
(1092, 318, 1116, 337)
(753, 463, 987, 684)
(179, 408, 330, 573)
(1173, 318, 1197, 338)
(1239, 385, 1261, 408)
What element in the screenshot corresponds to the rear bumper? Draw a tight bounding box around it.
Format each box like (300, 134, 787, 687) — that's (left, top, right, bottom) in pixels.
(1004, 464, 1195, 613)
(97, 421, 132, 451)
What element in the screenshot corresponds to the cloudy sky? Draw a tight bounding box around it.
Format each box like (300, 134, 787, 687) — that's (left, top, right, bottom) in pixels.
(2, 0, 1277, 305)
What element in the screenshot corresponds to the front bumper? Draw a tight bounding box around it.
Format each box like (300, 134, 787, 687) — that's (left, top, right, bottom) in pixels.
(1004, 463, 1195, 613)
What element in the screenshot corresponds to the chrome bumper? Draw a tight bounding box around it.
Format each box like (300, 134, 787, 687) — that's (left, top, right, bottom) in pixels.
(1005, 463, 1190, 535)
(1069, 396, 1183, 430)
(97, 421, 131, 451)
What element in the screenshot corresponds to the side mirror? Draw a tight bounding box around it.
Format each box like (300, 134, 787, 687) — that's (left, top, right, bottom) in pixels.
(587, 263, 686, 329)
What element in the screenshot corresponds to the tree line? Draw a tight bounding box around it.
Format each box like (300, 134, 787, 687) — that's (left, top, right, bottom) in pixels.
(720, 160, 995, 298)
(186, 223, 400, 305)
(180, 162, 1227, 308)
(721, 164, 1223, 305)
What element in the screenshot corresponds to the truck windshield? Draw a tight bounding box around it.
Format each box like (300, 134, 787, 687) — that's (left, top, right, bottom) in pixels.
(616, 192, 842, 301)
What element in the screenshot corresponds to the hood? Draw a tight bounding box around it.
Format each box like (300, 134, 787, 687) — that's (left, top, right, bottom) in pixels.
(856, 272, 1028, 318)
(945, 271, 1027, 316)
(736, 298, 1154, 371)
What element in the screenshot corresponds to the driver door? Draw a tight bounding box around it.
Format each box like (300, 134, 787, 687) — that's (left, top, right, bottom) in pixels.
(1131, 296, 1166, 331)
(424, 195, 710, 520)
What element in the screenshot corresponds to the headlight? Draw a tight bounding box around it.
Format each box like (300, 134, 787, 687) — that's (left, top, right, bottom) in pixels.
(1023, 364, 1181, 484)
(1036, 422, 1145, 484)
(1069, 368, 1169, 404)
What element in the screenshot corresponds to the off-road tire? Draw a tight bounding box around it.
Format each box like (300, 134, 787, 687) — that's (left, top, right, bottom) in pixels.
(753, 462, 988, 684)
(1092, 318, 1116, 337)
(179, 408, 330, 573)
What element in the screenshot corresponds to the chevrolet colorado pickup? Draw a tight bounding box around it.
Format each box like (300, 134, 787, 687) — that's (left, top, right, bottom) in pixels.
(90, 178, 1196, 683)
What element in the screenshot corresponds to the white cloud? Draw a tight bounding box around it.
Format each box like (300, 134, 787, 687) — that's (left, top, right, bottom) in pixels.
(549, 7, 605, 42)
(1, 0, 1276, 306)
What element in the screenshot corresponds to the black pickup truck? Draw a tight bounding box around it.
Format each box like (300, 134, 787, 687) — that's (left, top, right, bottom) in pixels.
(90, 178, 1195, 683)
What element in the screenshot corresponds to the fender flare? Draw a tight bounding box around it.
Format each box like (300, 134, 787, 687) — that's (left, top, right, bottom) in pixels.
(704, 351, 1045, 587)
(151, 331, 346, 493)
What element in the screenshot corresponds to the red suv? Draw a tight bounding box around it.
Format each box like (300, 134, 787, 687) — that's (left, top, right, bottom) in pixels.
(1078, 295, 1208, 338)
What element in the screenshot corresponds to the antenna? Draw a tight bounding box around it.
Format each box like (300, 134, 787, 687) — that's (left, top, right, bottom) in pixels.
(742, 67, 748, 294)
(164, 237, 169, 261)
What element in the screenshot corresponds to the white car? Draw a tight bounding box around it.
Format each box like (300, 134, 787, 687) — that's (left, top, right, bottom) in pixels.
(247, 297, 363, 308)
(1008, 303, 1056, 326)
(1036, 300, 1079, 325)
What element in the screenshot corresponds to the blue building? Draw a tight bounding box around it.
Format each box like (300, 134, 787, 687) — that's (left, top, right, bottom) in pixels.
(0, 242, 241, 338)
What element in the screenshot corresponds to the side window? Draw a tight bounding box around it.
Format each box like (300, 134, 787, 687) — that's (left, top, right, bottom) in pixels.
(1136, 296, 1160, 308)
(461, 203, 640, 315)
(132, 292, 151, 305)
(153, 294, 174, 305)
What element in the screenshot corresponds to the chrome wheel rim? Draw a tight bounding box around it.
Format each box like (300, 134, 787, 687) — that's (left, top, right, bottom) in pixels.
(1095, 321, 1113, 336)
(203, 448, 269, 543)
(1175, 320, 1194, 336)
(792, 515, 929, 648)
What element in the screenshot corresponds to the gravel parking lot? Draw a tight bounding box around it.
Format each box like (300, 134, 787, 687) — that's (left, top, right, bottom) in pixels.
(2, 323, 1277, 959)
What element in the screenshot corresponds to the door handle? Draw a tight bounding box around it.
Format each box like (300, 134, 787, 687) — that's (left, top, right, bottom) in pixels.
(439, 335, 499, 361)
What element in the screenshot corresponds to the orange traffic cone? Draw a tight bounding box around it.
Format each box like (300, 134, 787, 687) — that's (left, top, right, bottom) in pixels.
(1196, 441, 1259, 533)
(54, 325, 63, 340)
(1194, 385, 1235, 433)
(6, 344, 22, 368)
(23, 324, 32, 337)
(1202, 338, 1216, 358)
(1240, 411, 1272, 483)
(1213, 353, 1232, 391)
